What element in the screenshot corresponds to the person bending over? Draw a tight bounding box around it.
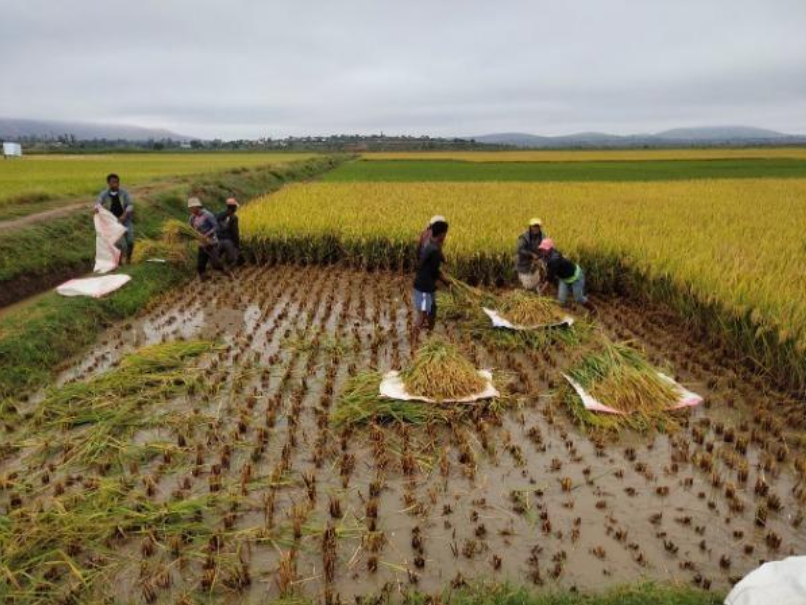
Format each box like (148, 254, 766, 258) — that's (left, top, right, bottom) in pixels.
(188, 197, 230, 280)
(537, 238, 595, 313)
(515, 217, 547, 291)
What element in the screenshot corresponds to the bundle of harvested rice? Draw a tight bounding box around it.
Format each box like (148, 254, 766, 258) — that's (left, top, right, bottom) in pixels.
(565, 339, 680, 430)
(496, 290, 567, 326)
(163, 218, 206, 244)
(132, 239, 191, 265)
(446, 275, 497, 311)
(401, 336, 486, 401)
(332, 370, 448, 426)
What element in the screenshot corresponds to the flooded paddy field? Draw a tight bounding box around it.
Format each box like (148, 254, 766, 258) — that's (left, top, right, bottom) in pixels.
(1, 265, 804, 604)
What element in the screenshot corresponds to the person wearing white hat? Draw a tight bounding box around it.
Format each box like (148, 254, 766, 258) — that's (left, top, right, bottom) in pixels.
(416, 214, 447, 260)
(216, 197, 241, 267)
(188, 197, 229, 280)
(516, 217, 547, 291)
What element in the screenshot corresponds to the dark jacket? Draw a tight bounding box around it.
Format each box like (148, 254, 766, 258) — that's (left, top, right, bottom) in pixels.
(414, 240, 445, 293)
(516, 229, 544, 274)
(544, 249, 580, 283)
(216, 211, 240, 247)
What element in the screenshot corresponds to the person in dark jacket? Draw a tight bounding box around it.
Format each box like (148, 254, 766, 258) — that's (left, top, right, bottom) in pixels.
(515, 217, 546, 291)
(537, 238, 594, 312)
(217, 197, 240, 267)
(94, 173, 135, 263)
(413, 219, 450, 333)
(188, 197, 230, 280)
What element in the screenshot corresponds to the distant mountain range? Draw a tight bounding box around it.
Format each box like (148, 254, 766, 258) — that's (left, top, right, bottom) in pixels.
(473, 126, 806, 148)
(0, 118, 192, 142)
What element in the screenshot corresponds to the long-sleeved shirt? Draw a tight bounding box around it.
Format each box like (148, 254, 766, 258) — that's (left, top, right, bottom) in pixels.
(189, 209, 219, 244)
(216, 211, 240, 247)
(95, 188, 134, 225)
(516, 229, 545, 274)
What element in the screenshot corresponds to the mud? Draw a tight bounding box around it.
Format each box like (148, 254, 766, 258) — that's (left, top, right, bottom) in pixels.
(2, 265, 804, 604)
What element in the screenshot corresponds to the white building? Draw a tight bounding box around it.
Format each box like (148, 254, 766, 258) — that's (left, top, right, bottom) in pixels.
(2, 142, 22, 158)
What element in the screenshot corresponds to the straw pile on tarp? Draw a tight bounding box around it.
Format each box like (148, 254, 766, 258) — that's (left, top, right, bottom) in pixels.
(562, 338, 682, 431)
(332, 337, 502, 427)
(495, 290, 568, 326)
(400, 336, 486, 401)
(440, 277, 588, 350)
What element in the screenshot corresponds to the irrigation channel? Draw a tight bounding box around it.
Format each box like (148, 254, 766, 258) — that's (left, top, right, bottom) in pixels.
(2, 265, 805, 604)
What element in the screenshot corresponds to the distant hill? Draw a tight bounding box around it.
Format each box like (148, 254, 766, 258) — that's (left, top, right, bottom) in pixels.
(474, 126, 806, 148)
(0, 118, 193, 142)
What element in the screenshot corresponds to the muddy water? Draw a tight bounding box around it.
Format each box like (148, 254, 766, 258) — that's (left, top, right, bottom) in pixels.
(3, 265, 804, 604)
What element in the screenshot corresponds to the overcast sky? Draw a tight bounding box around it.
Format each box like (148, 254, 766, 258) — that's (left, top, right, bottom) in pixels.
(1, 0, 805, 139)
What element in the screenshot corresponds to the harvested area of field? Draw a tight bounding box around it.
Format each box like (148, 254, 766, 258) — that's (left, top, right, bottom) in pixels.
(0, 152, 316, 217)
(362, 148, 806, 162)
(324, 159, 806, 182)
(1, 266, 803, 604)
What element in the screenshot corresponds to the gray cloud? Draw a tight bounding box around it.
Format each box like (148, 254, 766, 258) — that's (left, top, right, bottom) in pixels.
(1, 0, 805, 139)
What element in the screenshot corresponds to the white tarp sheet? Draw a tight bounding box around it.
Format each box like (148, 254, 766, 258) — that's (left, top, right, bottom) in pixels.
(56, 274, 131, 298)
(93, 208, 127, 274)
(725, 556, 806, 605)
(483, 307, 574, 331)
(3, 142, 22, 157)
(380, 369, 499, 403)
(562, 372, 703, 415)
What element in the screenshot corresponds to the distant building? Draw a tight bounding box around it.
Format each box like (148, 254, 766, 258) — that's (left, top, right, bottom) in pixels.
(179, 141, 192, 149)
(2, 142, 22, 158)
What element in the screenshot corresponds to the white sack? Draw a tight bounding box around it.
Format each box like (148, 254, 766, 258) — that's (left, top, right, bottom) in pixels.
(56, 274, 131, 298)
(380, 370, 499, 403)
(562, 372, 703, 415)
(94, 208, 127, 274)
(725, 556, 806, 605)
(483, 307, 574, 331)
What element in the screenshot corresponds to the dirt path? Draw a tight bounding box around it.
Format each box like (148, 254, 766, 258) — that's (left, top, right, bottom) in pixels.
(3, 265, 802, 603)
(0, 179, 181, 234)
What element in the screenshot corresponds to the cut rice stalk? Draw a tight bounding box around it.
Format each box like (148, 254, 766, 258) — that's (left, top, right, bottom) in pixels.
(331, 370, 447, 426)
(400, 336, 486, 402)
(162, 219, 206, 244)
(132, 239, 191, 265)
(496, 290, 567, 326)
(565, 338, 681, 431)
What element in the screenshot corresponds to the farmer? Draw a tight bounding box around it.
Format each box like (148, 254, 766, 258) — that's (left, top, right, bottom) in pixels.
(413, 219, 450, 333)
(216, 197, 240, 267)
(515, 217, 546, 291)
(94, 173, 134, 263)
(187, 197, 230, 280)
(416, 215, 446, 259)
(536, 238, 595, 312)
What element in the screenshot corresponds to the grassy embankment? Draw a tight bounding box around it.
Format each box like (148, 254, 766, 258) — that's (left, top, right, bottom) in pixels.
(0, 155, 346, 399)
(369, 583, 722, 605)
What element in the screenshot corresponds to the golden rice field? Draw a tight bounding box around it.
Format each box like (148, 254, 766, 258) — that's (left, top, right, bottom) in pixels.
(0, 152, 317, 206)
(362, 148, 806, 162)
(241, 178, 806, 390)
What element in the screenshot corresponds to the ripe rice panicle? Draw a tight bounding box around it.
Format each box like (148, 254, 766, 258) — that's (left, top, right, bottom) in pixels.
(401, 336, 486, 401)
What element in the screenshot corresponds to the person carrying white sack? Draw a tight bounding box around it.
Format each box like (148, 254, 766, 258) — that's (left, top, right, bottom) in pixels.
(94, 173, 135, 264)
